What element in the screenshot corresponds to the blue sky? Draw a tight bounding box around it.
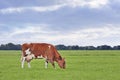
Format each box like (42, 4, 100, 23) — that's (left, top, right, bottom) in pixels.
(0, 0, 120, 46)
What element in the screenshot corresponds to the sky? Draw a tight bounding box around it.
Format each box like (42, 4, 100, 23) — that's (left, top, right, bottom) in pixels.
(0, 0, 120, 46)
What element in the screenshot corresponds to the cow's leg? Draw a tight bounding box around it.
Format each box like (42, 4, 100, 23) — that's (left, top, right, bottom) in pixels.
(27, 62, 31, 68)
(45, 60, 48, 69)
(51, 62, 55, 69)
(21, 57, 26, 68)
(49, 60, 55, 69)
(26, 54, 34, 68)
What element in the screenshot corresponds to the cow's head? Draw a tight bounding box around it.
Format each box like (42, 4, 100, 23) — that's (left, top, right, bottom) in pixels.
(58, 58, 66, 69)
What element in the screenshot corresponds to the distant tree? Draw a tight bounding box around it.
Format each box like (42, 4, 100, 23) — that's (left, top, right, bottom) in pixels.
(67, 46, 72, 50)
(113, 45, 120, 50)
(0, 44, 6, 50)
(6, 43, 15, 50)
(56, 44, 67, 50)
(1, 43, 120, 50)
(79, 46, 86, 50)
(97, 45, 112, 50)
(85, 46, 96, 50)
(66, 45, 80, 50)
(71, 45, 79, 50)
(0, 43, 21, 50)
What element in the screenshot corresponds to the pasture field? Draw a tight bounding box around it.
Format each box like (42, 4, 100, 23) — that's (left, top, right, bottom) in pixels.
(0, 50, 120, 80)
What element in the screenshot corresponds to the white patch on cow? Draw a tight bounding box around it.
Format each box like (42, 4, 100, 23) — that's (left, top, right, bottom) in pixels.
(31, 54, 35, 58)
(37, 55, 43, 59)
(26, 54, 32, 60)
(48, 45, 51, 49)
(26, 54, 35, 61)
(25, 48, 31, 55)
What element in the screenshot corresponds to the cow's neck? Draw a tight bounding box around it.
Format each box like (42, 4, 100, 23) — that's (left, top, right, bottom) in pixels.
(55, 54, 62, 62)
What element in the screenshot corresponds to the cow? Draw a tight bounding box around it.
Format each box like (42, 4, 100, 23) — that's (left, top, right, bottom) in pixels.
(21, 43, 66, 69)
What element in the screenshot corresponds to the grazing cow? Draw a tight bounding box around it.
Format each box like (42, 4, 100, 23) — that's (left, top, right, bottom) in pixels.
(21, 43, 66, 69)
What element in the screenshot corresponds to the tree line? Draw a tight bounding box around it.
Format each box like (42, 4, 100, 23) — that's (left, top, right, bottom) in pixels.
(56, 45, 120, 50)
(0, 43, 21, 50)
(0, 43, 120, 50)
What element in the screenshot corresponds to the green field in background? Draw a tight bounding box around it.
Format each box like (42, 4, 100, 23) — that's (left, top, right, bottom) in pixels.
(0, 50, 120, 80)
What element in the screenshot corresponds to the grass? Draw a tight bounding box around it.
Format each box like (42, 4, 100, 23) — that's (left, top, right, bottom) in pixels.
(0, 50, 120, 80)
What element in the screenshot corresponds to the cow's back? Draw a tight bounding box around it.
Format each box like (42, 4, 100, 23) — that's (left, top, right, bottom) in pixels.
(30, 43, 59, 60)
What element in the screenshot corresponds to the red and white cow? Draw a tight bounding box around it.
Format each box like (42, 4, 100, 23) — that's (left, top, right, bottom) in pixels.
(21, 43, 66, 69)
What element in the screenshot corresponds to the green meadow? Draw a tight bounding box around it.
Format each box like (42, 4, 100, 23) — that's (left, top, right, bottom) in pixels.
(0, 50, 120, 80)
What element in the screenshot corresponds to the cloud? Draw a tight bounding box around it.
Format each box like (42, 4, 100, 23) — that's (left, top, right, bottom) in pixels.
(0, 7, 24, 14)
(0, 0, 109, 14)
(58, 0, 109, 8)
(0, 4, 65, 14)
(30, 4, 65, 12)
(73, 25, 120, 40)
(0, 23, 120, 46)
